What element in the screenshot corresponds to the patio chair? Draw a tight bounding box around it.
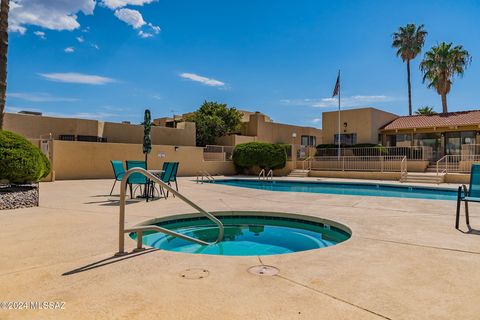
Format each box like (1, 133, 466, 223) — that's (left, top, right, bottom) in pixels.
(126, 160, 149, 200)
(159, 162, 175, 198)
(456, 164, 480, 229)
(109, 160, 125, 195)
(169, 162, 179, 191)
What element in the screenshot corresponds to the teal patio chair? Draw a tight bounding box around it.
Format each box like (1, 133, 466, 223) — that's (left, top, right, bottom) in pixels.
(456, 164, 480, 229)
(169, 162, 179, 191)
(126, 160, 149, 200)
(110, 160, 125, 195)
(159, 162, 175, 198)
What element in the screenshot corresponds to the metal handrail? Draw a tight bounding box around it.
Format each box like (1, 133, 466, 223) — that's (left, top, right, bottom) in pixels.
(302, 156, 314, 170)
(196, 170, 215, 184)
(258, 169, 266, 180)
(436, 155, 448, 176)
(116, 168, 224, 255)
(266, 169, 273, 180)
(400, 156, 408, 180)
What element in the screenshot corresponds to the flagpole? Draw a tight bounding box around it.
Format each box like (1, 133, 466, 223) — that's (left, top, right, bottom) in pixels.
(337, 70, 341, 160)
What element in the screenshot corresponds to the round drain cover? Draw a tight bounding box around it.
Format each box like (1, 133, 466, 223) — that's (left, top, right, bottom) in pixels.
(248, 265, 279, 276)
(180, 268, 209, 280)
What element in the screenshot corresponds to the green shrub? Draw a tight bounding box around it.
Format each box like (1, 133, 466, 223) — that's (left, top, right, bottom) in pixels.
(233, 142, 287, 171)
(0, 130, 51, 184)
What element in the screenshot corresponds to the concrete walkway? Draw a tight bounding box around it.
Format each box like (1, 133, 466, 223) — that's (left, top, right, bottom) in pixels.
(1, 177, 479, 319)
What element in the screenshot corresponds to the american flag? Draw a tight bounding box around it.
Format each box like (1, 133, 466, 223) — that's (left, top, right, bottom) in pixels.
(332, 72, 340, 97)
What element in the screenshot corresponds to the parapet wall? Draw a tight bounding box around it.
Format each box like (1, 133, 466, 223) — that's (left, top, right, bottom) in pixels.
(51, 141, 235, 180)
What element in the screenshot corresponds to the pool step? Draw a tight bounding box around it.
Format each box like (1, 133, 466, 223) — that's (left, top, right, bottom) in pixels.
(400, 173, 445, 184)
(288, 169, 310, 178)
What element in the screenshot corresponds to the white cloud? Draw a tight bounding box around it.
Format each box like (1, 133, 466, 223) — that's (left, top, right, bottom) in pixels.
(8, 92, 78, 102)
(10, 0, 95, 34)
(112, 8, 160, 38)
(114, 8, 145, 29)
(91, 43, 100, 50)
(33, 31, 46, 39)
(39, 72, 117, 85)
(102, 0, 157, 9)
(281, 95, 393, 108)
(64, 47, 75, 53)
(179, 73, 225, 87)
(312, 118, 321, 123)
(76, 36, 85, 43)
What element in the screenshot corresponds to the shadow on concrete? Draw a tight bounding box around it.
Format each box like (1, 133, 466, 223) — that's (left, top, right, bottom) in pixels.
(459, 226, 480, 235)
(62, 248, 159, 276)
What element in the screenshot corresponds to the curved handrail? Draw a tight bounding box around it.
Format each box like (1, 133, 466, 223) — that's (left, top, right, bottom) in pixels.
(266, 169, 273, 180)
(117, 168, 224, 255)
(436, 155, 448, 176)
(302, 156, 314, 170)
(258, 169, 266, 180)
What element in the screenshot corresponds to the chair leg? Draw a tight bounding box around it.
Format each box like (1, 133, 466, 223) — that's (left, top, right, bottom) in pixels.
(465, 200, 470, 226)
(456, 187, 462, 229)
(129, 184, 133, 199)
(110, 179, 117, 196)
(175, 179, 178, 191)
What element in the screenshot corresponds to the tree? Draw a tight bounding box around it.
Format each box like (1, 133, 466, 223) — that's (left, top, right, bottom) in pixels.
(0, 0, 9, 129)
(186, 101, 242, 146)
(414, 106, 437, 115)
(392, 24, 427, 116)
(420, 42, 471, 113)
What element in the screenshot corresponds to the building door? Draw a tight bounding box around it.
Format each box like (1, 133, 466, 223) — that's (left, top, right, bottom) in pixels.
(444, 132, 461, 155)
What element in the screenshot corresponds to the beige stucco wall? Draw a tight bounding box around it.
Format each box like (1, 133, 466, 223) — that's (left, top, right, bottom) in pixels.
(216, 134, 256, 146)
(244, 113, 322, 145)
(51, 141, 235, 180)
(322, 108, 398, 144)
(4, 113, 196, 146)
(102, 121, 195, 146)
(309, 170, 401, 181)
(4, 113, 99, 139)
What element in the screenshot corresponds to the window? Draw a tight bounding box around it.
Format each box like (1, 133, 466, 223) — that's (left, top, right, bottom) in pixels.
(334, 133, 357, 146)
(301, 135, 317, 146)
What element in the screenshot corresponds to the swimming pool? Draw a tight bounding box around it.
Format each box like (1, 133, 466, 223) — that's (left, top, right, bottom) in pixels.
(130, 214, 350, 256)
(212, 179, 458, 200)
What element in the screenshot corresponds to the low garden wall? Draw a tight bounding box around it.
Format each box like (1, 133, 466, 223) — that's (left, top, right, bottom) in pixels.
(51, 141, 236, 180)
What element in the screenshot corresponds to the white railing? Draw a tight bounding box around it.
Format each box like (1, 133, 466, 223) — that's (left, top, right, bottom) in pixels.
(436, 155, 480, 175)
(316, 146, 433, 161)
(302, 156, 314, 170)
(308, 156, 407, 172)
(203, 145, 234, 161)
(461, 144, 480, 156)
(400, 156, 408, 179)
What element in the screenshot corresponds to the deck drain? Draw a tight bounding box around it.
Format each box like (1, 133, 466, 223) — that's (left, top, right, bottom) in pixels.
(180, 268, 209, 280)
(248, 265, 279, 276)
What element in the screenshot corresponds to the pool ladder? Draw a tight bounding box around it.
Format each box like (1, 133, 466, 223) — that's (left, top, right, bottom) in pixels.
(115, 167, 224, 256)
(259, 169, 273, 181)
(196, 170, 215, 184)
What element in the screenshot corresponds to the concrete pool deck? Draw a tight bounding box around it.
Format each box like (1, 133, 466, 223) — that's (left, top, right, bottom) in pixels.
(1, 177, 480, 319)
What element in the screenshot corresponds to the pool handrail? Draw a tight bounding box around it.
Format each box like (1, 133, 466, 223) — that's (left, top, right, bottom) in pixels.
(116, 167, 224, 256)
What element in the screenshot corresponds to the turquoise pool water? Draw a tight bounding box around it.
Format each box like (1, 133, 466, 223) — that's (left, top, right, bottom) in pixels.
(130, 215, 350, 256)
(212, 179, 458, 200)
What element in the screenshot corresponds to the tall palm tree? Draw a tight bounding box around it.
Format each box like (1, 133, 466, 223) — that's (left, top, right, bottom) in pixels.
(0, 0, 9, 129)
(414, 106, 436, 115)
(392, 24, 428, 116)
(420, 42, 471, 113)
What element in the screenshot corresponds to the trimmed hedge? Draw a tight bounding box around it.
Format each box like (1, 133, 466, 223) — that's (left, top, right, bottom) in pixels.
(233, 142, 287, 171)
(0, 130, 51, 184)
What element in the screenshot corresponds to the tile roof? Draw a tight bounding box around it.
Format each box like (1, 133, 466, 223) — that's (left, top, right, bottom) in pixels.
(381, 110, 480, 131)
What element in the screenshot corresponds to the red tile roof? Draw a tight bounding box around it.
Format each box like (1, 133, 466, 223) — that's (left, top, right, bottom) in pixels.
(381, 110, 480, 131)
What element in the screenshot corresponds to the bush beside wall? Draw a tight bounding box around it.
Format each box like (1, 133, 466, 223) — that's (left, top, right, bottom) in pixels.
(0, 130, 51, 184)
(233, 142, 287, 172)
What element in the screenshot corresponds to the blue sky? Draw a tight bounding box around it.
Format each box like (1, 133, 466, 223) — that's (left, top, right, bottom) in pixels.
(5, 0, 480, 127)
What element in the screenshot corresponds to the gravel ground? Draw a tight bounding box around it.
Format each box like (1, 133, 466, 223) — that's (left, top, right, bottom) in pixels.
(0, 184, 39, 210)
